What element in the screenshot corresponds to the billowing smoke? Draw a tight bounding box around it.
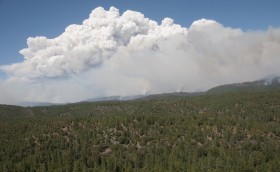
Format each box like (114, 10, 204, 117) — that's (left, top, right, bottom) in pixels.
(1, 7, 280, 104)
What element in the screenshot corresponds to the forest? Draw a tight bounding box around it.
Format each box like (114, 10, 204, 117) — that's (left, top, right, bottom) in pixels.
(1, 89, 280, 171)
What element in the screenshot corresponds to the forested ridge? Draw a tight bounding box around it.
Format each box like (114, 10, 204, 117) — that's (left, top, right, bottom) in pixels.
(1, 90, 280, 171)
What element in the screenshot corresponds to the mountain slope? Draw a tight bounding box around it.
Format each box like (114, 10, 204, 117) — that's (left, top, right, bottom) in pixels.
(207, 75, 280, 94)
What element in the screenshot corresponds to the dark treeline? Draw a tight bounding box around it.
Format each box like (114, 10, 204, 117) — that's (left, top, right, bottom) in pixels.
(1, 91, 280, 171)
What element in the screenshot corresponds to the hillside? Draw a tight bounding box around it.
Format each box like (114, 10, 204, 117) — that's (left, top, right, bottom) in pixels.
(1, 89, 280, 171)
(207, 76, 280, 94)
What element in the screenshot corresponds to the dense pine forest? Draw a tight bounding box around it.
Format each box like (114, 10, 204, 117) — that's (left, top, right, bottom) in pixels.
(1, 90, 280, 171)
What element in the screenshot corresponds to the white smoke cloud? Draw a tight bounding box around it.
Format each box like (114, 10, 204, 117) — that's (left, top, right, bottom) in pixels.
(1, 7, 280, 104)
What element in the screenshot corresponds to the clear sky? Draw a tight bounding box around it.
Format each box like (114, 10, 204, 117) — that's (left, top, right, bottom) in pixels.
(0, 0, 279, 71)
(0, 0, 280, 104)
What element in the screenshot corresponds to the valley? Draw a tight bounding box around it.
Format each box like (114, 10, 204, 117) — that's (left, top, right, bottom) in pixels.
(1, 87, 280, 171)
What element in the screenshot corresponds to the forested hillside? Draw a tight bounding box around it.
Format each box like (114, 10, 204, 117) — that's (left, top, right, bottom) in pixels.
(1, 90, 280, 171)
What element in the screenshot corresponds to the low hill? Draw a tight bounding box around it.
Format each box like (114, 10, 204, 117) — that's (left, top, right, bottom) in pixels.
(0, 104, 35, 119)
(207, 75, 280, 94)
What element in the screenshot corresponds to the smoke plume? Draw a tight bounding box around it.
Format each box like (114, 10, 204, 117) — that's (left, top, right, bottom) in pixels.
(1, 7, 280, 104)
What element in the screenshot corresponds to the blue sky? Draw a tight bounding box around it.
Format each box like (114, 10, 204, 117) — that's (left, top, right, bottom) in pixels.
(0, 0, 279, 72)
